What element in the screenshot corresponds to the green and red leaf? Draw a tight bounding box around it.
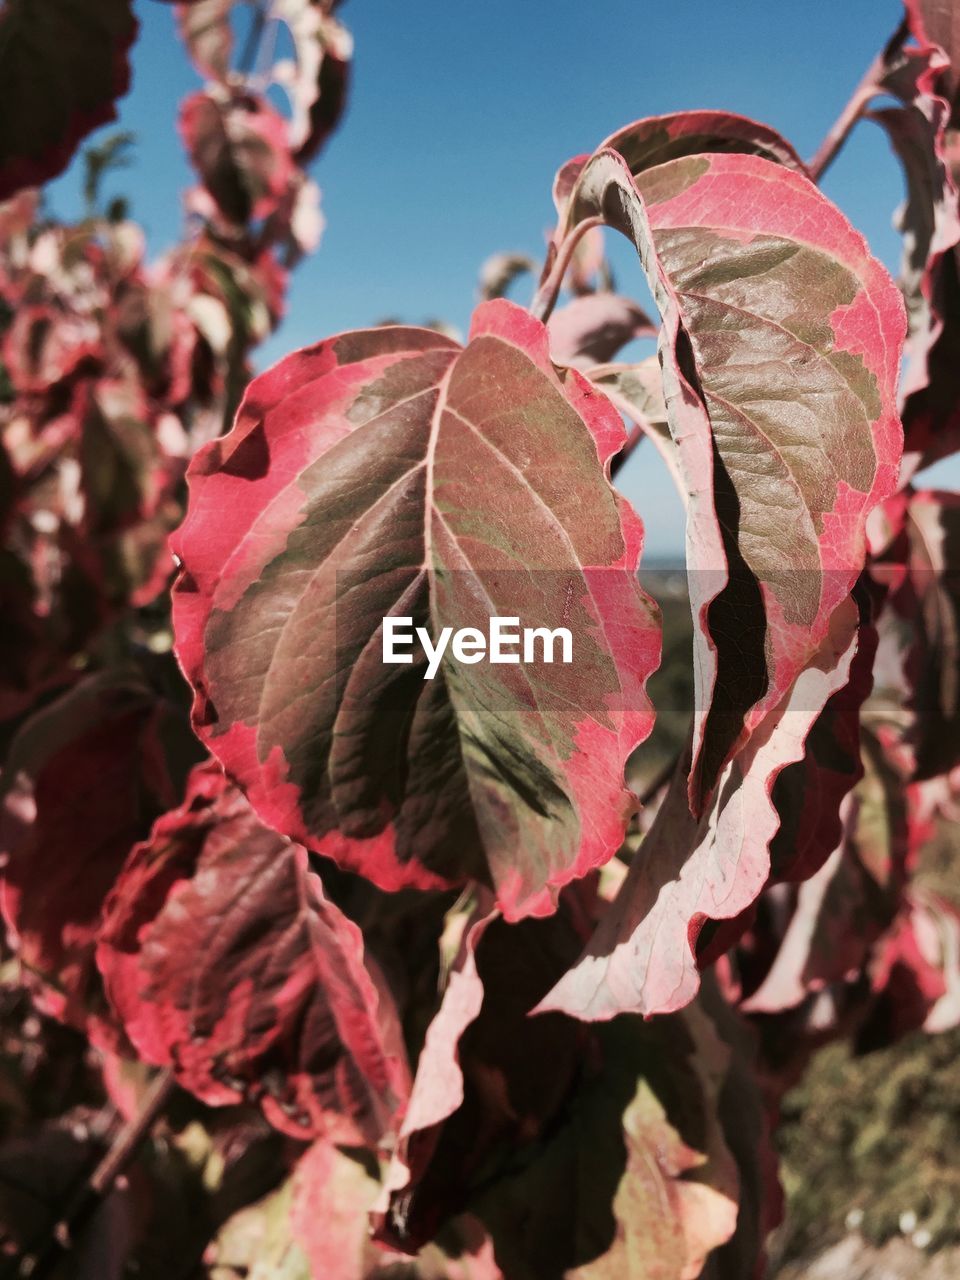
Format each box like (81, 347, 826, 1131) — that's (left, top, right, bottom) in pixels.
(172, 298, 660, 920)
(180, 88, 296, 228)
(542, 598, 866, 1019)
(886, 489, 960, 780)
(532, 121, 904, 1019)
(559, 141, 904, 807)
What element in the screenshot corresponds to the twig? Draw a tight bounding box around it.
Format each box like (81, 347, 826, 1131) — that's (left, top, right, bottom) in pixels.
(238, 0, 269, 79)
(18, 1069, 176, 1279)
(530, 216, 604, 323)
(806, 32, 901, 181)
(636, 748, 683, 809)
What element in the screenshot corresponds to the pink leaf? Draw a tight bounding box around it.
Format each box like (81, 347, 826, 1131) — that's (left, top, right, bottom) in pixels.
(547, 293, 655, 369)
(180, 89, 296, 228)
(174, 0, 234, 82)
(379, 899, 754, 1277)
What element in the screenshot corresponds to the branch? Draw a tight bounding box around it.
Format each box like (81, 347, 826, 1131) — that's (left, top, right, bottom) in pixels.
(20, 1068, 176, 1279)
(238, 0, 270, 79)
(806, 27, 904, 181)
(636, 747, 683, 809)
(529, 216, 604, 323)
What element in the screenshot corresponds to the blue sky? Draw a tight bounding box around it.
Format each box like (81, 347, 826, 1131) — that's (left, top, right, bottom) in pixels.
(48, 0, 958, 554)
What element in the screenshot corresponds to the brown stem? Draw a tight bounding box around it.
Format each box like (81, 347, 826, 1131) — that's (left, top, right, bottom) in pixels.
(636, 747, 683, 809)
(19, 1069, 176, 1279)
(529, 216, 604, 323)
(806, 34, 899, 181)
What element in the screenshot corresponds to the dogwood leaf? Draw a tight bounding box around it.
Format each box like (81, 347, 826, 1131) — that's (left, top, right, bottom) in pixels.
(557, 142, 904, 810)
(766, 583, 879, 884)
(96, 761, 410, 1145)
(533, 127, 903, 1019)
(546, 294, 655, 369)
(891, 490, 960, 779)
(864, 21, 960, 475)
(542, 598, 864, 1019)
(478, 252, 536, 302)
(906, 0, 960, 102)
(872, 889, 960, 1036)
(0, 673, 197, 1031)
(274, 0, 353, 160)
(172, 299, 659, 920)
(550, 111, 807, 230)
(210, 1137, 502, 1280)
(597, 110, 808, 179)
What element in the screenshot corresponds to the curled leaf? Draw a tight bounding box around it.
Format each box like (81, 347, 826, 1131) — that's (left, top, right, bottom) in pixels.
(542, 598, 864, 1019)
(380, 900, 751, 1278)
(546, 293, 655, 369)
(557, 142, 904, 809)
(477, 252, 536, 302)
(175, 0, 234, 82)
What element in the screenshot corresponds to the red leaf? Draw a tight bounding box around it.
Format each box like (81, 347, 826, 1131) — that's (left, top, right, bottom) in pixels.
(888, 490, 960, 779)
(716, 718, 928, 1038)
(171, 298, 660, 920)
(0, 0, 138, 200)
(863, 20, 960, 474)
(534, 121, 904, 1019)
(478, 252, 536, 302)
(275, 1, 353, 161)
(871, 889, 960, 1036)
(548, 111, 808, 232)
(180, 89, 296, 228)
(906, 0, 960, 104)
(0, 673, 197, 1033)
(558, 142, 904, 810)
(766, 582, 880, 885)
(96, 761, 410, 1145)
(696, 585, 880, 972)
(594, 110, 809, 179)
(208, 1135, 503, 1280)
(4, 305, 102, 398)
